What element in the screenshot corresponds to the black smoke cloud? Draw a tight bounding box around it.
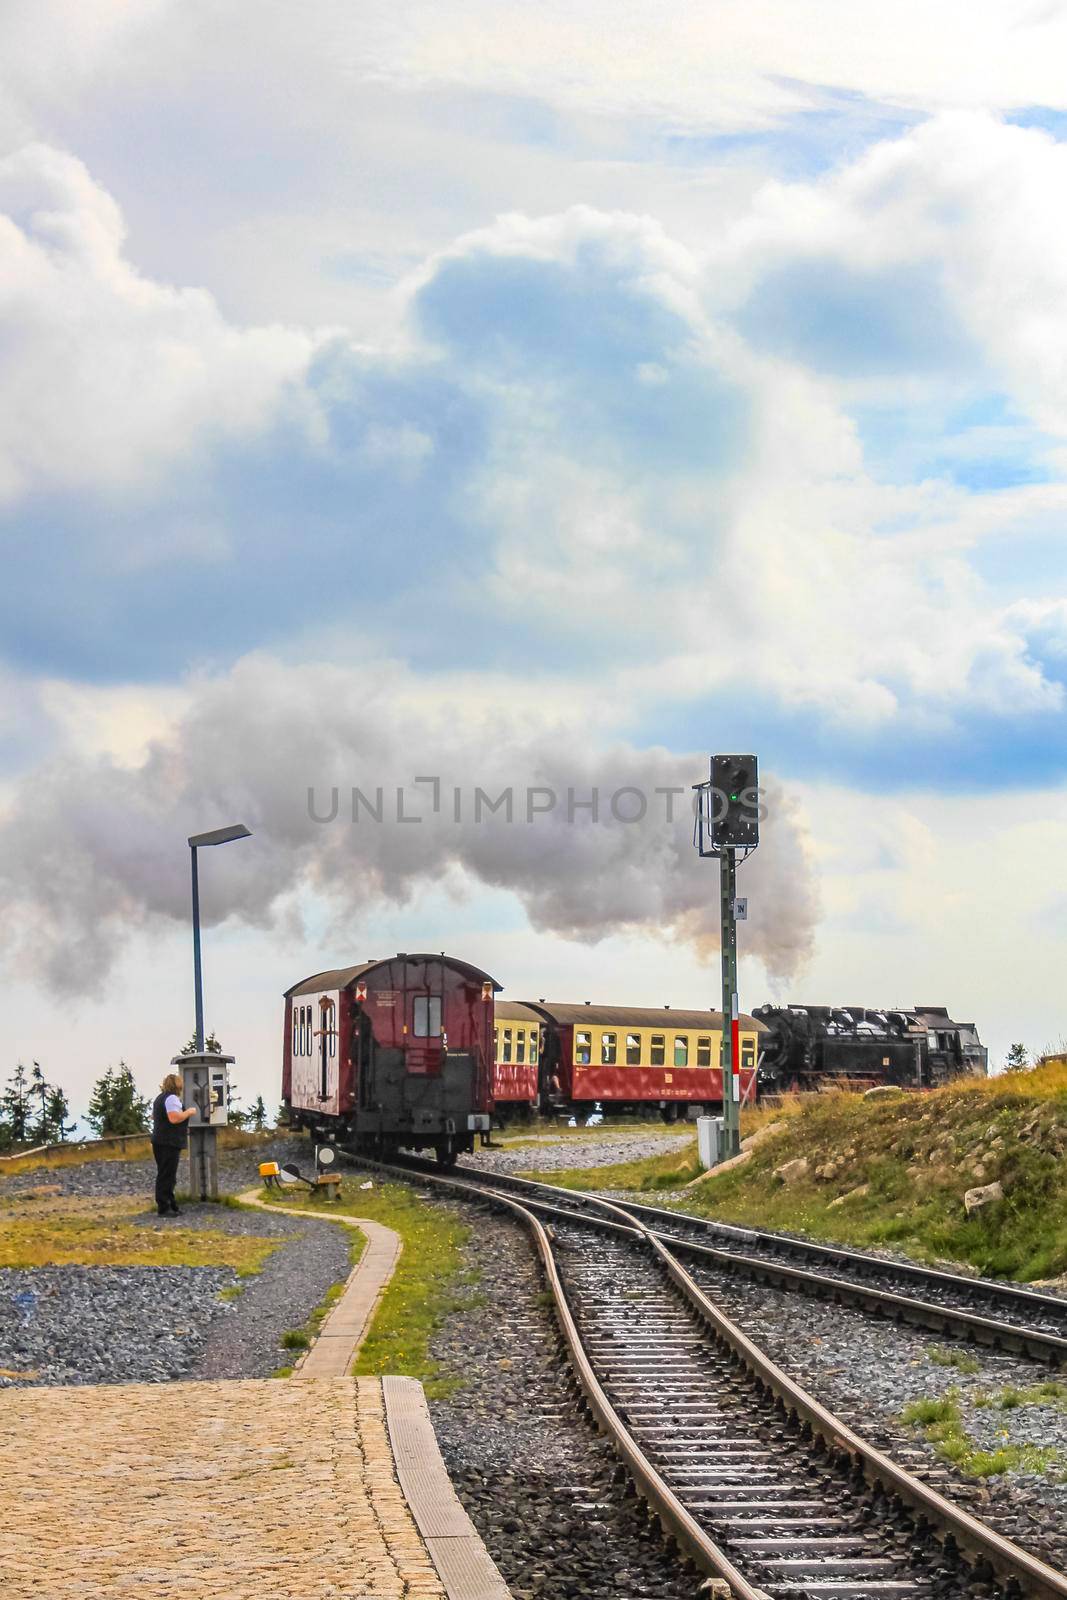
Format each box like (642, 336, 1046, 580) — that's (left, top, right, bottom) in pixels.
(0, 656, 818, 991)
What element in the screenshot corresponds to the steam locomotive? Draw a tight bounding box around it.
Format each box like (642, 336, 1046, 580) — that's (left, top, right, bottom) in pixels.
(752, 1004, 988, 1092)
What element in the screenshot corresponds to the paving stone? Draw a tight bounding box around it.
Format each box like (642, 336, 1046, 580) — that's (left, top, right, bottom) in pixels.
(0, 1377, 445, 1600)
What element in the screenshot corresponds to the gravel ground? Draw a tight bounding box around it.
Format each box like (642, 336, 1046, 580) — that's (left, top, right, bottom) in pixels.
(0, 1136, 310, 1202)
(0, 1265, 233, 1386)
(687, 1261, 1067, 1573)
(0, 1142, 353, 1386)
(461, 1129, 692, 1176)
(428, 1203, 703, 1600)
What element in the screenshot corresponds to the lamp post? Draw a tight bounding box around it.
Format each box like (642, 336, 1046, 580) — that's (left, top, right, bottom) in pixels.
(188, 824, 252, 1053)
(181, 823, 251, 1200)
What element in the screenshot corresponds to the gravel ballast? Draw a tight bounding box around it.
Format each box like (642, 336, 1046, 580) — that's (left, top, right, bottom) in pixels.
(0, 1141, 354, 1386)
(686, 1255, 1067, 1573)
(461, 1128, 692, 1177)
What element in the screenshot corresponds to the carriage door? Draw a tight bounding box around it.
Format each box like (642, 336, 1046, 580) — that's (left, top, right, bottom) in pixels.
(316, 994, 339, 1109)
(409, 991, 443, 1074)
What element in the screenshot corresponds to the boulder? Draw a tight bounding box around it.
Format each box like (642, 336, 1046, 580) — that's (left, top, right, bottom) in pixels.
(863, 1085, 905, 1100)
(814, 1160, 840, 1182)
(773, 1156, 809, 1185)
(964, 1180, 1004, 1216)
(829, 1183, 870, 1209)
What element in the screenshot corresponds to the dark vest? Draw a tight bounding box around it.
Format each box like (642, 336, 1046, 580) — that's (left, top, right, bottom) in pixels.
(152, 1092, 188, 1148)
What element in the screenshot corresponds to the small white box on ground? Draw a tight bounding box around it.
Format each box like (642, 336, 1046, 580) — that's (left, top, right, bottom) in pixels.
(697, 1115, 723, 1170)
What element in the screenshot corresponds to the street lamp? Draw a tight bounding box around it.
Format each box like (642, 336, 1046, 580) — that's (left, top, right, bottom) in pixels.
(188, 824, 252, 1052)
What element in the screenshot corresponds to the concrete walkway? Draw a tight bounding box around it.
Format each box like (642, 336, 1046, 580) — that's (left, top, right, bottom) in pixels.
(238, 1190, 402, 1376)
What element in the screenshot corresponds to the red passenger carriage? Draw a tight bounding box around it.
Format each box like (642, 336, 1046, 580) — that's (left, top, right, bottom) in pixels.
(492, 1001, 763, 1121)
(283, 953, 499, 1164)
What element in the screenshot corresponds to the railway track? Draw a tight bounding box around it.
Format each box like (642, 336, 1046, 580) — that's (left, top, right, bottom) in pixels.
(443, 1161, 1067, 1364)
(343, 1151, 1067, 1600)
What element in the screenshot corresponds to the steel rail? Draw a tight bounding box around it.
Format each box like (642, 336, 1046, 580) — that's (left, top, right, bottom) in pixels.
(617, 1192, 1067, 1320)
(384, 1155, 1067, 1362)
(345, 1151, 1067, 1600)
(342, 1152, 766, 1597)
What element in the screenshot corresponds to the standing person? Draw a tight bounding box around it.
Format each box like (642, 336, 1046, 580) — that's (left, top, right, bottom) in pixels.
(151, 1072, 196, 1217)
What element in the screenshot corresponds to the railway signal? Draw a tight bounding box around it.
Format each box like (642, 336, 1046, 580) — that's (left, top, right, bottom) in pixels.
(710, 753, 759, 849)
(694, 755, 760, 1160)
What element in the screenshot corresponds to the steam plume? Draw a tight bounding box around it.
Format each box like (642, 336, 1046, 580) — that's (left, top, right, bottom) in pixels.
(0, 656, 818, 991)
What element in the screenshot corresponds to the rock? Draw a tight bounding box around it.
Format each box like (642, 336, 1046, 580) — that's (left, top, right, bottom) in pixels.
(863, 1085, 905, 1100)
(740, 1120, 785, 1153)
(814, 1161, 840, 1182)
(828, 1183, 870, 1209)
(964, 1180, 1004, 1216)
(773, 1157, 809, 1185)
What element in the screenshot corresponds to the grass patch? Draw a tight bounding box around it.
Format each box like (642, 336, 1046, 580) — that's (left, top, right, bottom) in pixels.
(526, 1140, 704, 1192)
(975, 1381, 1067, 1411)
(900, 1389, 1065, 1478)
(901, 1394, 960, 1427)
(0, 1196, 283, 1271)
(281, 1329, 310, 1350)
(928, 1345, 981, 1375)
(612, 1074, 1067, 1281)
(259, 1178, 472, 1396)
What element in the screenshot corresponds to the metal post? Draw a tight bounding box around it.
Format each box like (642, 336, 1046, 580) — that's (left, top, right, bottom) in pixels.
(719, 847, 741, 1159)
(190, 845, 204, 1054)
(187, 1126, 218, 1201)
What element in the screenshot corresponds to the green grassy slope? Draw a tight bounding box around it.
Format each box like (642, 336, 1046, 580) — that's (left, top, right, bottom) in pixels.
(526, 1065, 1067, 1282)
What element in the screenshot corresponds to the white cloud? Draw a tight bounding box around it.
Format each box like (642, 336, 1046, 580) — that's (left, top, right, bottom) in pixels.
(717, 114, 1067, 433)
(0, 144, 314, 501)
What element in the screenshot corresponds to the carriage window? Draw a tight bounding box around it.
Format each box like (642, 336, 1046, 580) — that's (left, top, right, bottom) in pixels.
(697, 1036, 712, 1068)
(741, 1040, 756, 1069)
(626, 1033, 641, 1065)
(502, 1027, 513, 1062)
(576, 1031, 591, 1065)
(329, 1007, 336, 1056)
(301, 1006, 309, 1055)
(413, 996, 442, 1037)
(292, 1010, 299, 1056)
(674, 1035, 689, 1067)
(494, 1027, 499, 1057)
(601, 1032, 617, 1065)
(529, 1029, 539, 1065)
(650, 1034, 665, 1065)
(516, 1029, 526, 1064)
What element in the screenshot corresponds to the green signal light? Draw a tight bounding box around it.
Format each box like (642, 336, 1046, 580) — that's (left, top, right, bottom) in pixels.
(729, 792, 739, 801)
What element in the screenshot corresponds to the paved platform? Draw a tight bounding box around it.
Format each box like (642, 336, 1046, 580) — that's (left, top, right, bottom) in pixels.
(0, 1189, 514, 1600)
(0, 1377, 444, 1600)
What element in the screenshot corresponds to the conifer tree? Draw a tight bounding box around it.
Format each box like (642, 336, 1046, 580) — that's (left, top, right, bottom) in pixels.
(44, 1085, 75, 1142)
(0, 1062, 31, 1146)
(249, 1095, 269, 1132)
(30, 1062, 50, 1143)
(86, 1062, 149, 1135)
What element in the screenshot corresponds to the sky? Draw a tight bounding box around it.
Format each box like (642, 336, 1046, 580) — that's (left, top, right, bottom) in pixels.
(4, 1, 1067, 1120)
